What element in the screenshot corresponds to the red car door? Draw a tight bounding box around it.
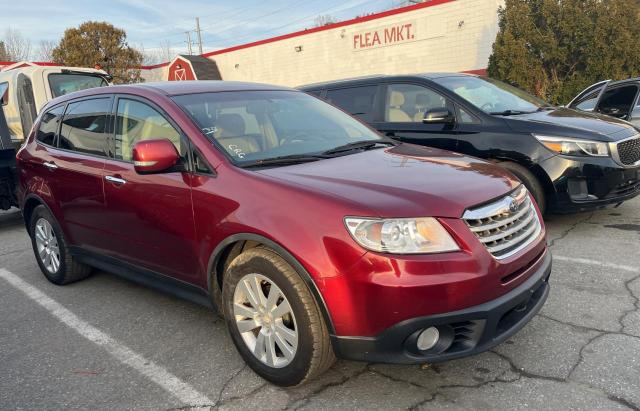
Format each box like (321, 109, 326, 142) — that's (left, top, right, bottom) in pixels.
(44, 97, 110, 250)
(101, 96, 200, 283)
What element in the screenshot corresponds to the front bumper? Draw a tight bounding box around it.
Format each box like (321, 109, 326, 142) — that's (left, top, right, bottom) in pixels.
(330, 251, 551, 364)
(541, 155, 640, 212)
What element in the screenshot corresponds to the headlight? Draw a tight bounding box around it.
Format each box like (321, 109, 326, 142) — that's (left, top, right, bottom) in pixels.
(534, 134, 609, 157)
(344, 217, 460, 254)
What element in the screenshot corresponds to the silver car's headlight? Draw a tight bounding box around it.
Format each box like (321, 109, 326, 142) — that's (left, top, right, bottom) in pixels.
(344, 217, 460, 254)
(534, 134, 609, 157)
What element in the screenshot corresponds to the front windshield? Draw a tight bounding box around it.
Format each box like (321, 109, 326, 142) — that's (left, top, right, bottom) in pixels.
(49, 74, 109, 98)
(172, 90, 382, 165)
(438, 76, 550, 114)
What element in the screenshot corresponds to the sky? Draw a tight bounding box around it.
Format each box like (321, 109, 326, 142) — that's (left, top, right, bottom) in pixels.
(0, 0, 408, 62)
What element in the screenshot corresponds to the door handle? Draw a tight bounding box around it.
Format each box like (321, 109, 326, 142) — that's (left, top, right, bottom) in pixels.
(385, 132, 396, 137)
(43, 161, 58, 170)
(105, 175, 127, 185)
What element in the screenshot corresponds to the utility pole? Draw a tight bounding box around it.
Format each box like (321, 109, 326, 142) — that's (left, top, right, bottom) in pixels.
(185, 31, 193, 55)
(195, 17, 203, 55)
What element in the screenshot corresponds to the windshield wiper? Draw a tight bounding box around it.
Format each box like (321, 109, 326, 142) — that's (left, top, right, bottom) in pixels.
(322, 140, 396, 156)
(241, 154, 324, 168)
(489, 109, 534, 116)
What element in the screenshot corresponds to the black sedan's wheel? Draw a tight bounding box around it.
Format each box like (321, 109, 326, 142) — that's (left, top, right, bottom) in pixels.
(498, 161, 547, 215)
(29, 205, 92, 285)
(222, 246, 335, 386)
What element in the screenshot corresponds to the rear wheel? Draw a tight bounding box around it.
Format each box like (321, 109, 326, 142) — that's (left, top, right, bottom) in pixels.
(29, 205, 92, 285)
(497, 161, 547, 215)
(222, 247, 335, 386)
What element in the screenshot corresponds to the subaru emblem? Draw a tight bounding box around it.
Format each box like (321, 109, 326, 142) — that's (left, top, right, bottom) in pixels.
(508, 198, 519, 213)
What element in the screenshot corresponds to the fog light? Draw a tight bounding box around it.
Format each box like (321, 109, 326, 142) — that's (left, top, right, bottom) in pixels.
(416, 326, 440, 351)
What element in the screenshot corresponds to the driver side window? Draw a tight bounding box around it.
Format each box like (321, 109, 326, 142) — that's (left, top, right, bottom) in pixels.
(115, 99, 184, 162)
(596, 85, 638, 119)
(385, 84, 448, 123)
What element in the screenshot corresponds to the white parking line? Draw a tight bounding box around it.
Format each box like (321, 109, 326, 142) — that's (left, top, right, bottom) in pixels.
(0, 268, 213, 407)
(554, 255, 640, 274)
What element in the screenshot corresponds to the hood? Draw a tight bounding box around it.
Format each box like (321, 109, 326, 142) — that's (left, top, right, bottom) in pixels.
(257, 144, 519, 219)
(504, 107, 638, 142)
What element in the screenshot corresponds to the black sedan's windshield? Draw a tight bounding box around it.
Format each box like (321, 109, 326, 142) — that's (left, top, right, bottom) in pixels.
(438, 76, 550, 115)
(172, 90, 383, 165)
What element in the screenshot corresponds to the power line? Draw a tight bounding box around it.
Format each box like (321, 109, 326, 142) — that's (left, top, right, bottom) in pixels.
(158, 0, 391, 56)
(151, 0, 266, 42)
(161, 0, 318, 50)
(197, 0, 315, 40)
(205, 0, 387, 50)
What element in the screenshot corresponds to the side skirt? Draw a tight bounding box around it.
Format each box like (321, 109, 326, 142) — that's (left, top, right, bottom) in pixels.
(69, 246, 216, 311)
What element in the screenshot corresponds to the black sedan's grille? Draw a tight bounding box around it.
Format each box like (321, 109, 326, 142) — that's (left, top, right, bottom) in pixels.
(617, 137, 640, 165)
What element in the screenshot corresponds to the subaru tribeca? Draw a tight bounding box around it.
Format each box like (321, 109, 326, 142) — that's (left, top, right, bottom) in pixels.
(16, 81, 551, 386)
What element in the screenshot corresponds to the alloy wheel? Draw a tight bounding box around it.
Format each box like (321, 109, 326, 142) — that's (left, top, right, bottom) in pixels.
(233, 273, 298, 368)
(34, 218, 60, 274)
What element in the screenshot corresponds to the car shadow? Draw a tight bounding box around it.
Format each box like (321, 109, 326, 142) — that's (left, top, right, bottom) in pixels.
(0, 208, 24, 231)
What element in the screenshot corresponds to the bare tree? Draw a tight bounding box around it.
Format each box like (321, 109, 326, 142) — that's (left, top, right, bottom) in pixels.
(35, 40, 57, 61)
(158, 40, 174, 63)
(139, 43, 156, 65)
(3, 28, 31, 61)
(140, 40, 174, 65)
(0, 41, 8, 60)
(313, 15, 336, 27)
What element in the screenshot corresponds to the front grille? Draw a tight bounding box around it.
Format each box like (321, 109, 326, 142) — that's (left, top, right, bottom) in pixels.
(463, 186, 542, 259)
(617, 137, 640, 165)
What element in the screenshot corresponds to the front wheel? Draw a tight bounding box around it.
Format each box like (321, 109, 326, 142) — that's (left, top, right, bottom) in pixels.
(222, 247, 335, 386)
(497, 161, 547, 215)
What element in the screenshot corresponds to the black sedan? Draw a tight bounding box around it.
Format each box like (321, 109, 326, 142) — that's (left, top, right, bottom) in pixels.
(300, 74, 640, 214)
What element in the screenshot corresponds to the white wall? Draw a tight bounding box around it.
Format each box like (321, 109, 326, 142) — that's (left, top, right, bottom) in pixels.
(142, 0, 503, 86)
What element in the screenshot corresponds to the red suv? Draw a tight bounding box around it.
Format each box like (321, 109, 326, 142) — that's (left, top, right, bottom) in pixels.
(16, 82, 551, 386)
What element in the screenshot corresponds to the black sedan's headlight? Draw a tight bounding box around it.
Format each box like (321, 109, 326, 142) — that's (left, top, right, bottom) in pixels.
(534, 134, 609, 157)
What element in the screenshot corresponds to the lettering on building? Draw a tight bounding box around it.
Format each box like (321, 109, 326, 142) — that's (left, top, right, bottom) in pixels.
(352, 21, 417, 51)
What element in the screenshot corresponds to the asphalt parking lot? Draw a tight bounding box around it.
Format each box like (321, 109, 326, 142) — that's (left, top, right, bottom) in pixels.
(1, 200, 639, 411)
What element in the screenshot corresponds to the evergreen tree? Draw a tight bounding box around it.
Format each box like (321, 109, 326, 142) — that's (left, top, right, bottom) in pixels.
(52, 21, 143, 84)
(488, 0, 640, 104)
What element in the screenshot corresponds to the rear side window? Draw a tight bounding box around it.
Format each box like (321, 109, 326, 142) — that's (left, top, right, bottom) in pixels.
(325, 86, 377, 122)
(36, 106, 64, 146)
(59, 98, 111, 156)
(385, 84, 449, 122)
(49, 74, 108, 98)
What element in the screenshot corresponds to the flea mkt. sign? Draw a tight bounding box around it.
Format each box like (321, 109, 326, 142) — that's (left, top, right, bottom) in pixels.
(352, 21, 417, 51)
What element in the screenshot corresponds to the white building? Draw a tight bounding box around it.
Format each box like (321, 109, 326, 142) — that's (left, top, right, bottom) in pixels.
(142, 0, 504, 86)
(0, 0, 504, 87)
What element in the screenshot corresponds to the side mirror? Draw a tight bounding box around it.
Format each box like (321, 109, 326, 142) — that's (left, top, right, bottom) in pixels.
(132, 139, 180, 174)
(423, 108, 455, 124)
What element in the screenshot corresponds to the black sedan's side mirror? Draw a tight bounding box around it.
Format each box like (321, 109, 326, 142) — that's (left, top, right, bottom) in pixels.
(423, 108, 455, 124)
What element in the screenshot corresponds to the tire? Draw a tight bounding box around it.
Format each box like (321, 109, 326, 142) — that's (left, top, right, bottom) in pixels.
(222, 246, 335, 386)
(497, 161, 547, 215)
(29, 205, 92, 285)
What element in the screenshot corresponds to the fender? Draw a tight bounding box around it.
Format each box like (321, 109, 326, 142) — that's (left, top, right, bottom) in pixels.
(22, 192, 57, 232)
(207, 233, 337, 335)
